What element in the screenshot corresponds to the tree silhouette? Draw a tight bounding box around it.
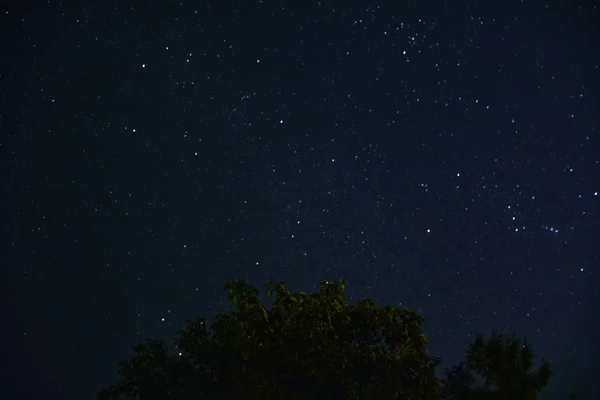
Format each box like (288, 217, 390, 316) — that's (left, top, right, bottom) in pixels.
(99, 279, 578, 400)
(443, 331, 552, 400)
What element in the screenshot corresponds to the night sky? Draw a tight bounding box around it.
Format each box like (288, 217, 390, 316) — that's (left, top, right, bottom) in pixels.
(2, 1, 599, 399)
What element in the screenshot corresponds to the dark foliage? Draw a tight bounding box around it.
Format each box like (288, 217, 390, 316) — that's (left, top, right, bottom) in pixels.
(99, 279, 576, 400)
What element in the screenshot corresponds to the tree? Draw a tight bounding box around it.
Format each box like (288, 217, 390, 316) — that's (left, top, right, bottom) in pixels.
(99, 279, 577, 400)
(99, 279, 443, 400)
(443, 330, 552, 400)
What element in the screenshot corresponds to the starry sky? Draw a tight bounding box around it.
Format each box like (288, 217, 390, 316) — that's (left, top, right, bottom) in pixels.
(2, 1, 599, 399)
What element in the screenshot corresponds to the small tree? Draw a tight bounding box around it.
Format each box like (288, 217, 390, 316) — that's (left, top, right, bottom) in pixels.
(444, 330, 552, 400)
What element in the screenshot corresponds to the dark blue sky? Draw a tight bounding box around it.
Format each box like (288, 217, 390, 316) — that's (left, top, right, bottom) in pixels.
(2, 1, 598, 399)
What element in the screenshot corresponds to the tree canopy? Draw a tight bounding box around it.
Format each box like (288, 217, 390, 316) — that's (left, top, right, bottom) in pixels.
(98, 279, 576, 400)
